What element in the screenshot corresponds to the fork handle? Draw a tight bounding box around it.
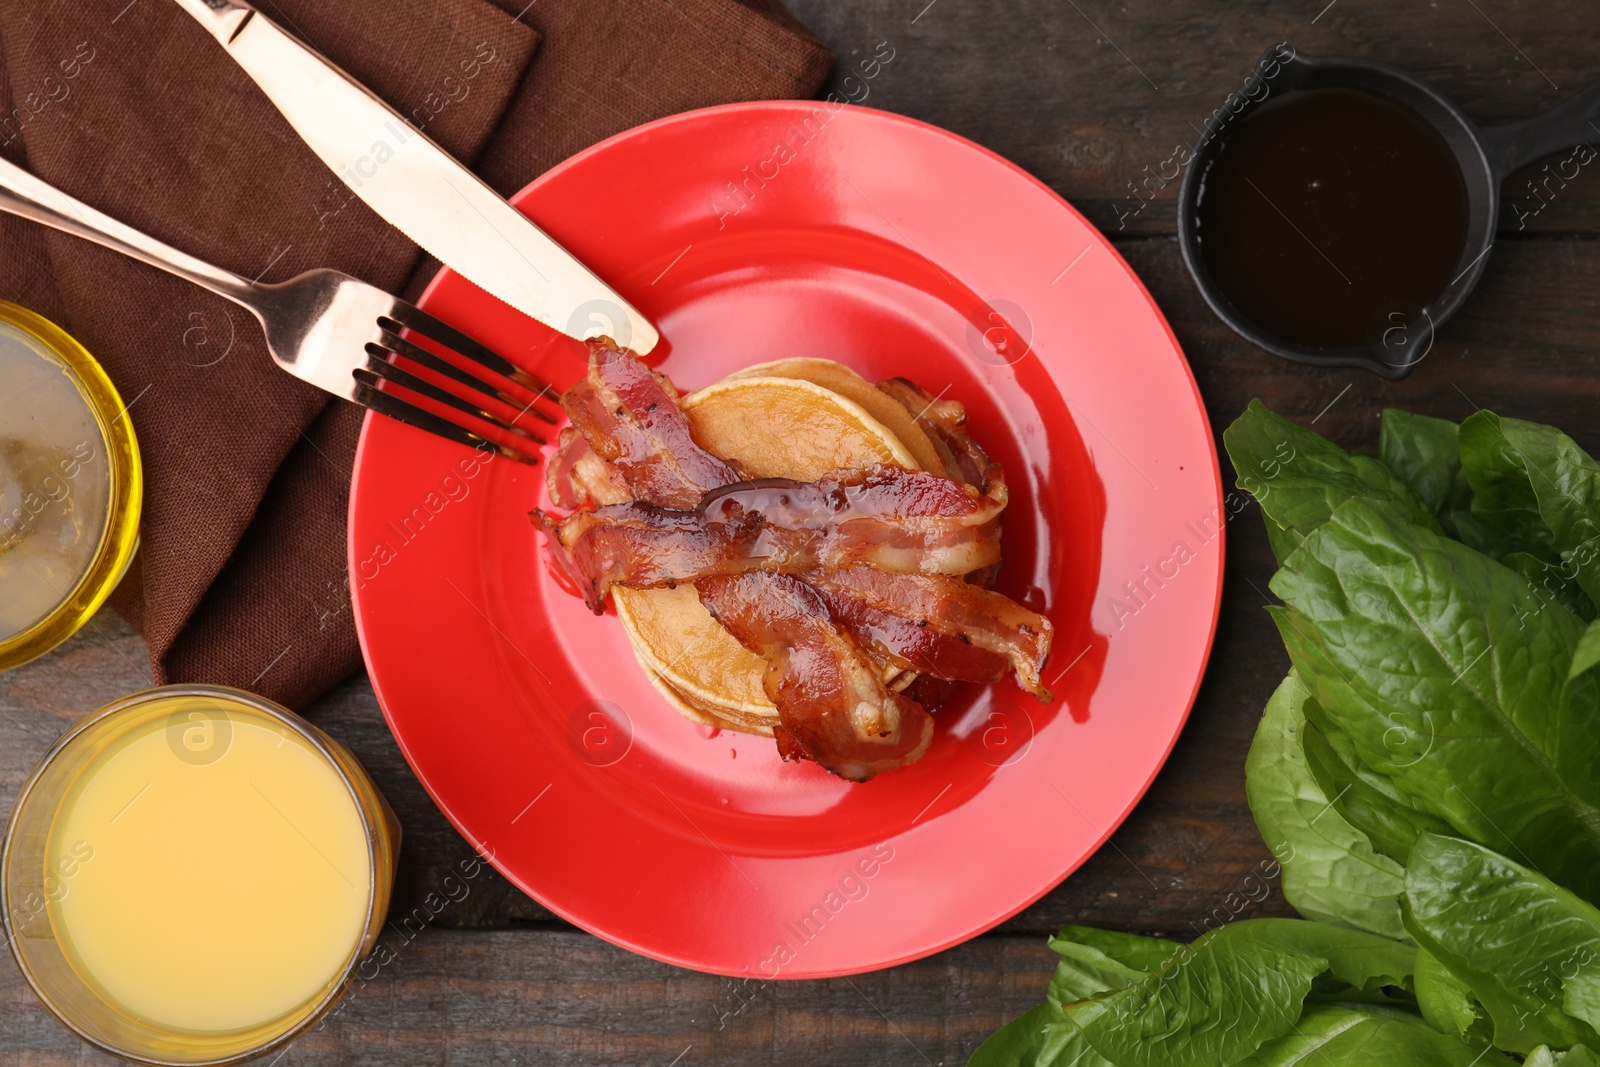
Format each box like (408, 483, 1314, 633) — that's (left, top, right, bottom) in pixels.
(0, 155, 258, 308)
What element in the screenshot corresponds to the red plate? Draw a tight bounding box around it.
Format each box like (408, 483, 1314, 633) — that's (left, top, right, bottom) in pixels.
(349, 102, 1223, 978)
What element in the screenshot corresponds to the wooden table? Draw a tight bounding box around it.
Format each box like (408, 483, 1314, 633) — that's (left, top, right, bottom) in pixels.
(5, 1, 1598, 1062)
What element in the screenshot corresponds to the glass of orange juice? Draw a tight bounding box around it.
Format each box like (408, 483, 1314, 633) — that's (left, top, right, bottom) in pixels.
(2, 685, 399, 1064)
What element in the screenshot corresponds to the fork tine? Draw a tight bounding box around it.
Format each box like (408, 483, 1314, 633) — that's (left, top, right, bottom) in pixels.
(352, 381, 541, 465)
(377, 328, 558, 426)
(358, 356, 544, 444)
(381, 304, 560, 401)
(363, 344, 546, 439)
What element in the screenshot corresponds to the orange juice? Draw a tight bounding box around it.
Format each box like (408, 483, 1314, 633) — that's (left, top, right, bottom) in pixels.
(4, 686, 397, 1064)
(49, 704, 370, 1031)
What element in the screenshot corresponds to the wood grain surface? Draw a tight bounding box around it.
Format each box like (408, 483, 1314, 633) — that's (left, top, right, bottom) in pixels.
(4, 0, 1598, 1062)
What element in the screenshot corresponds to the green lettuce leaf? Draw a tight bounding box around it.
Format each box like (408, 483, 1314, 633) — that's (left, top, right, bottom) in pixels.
(1379, 409, 1485, 546)
(967, 1003, 1112, 1067)
(1046, 928, 1180, 1005)
(1458, 410, 1562, 561)
(1503, 550, 1595, 619)
(1245, 672, 1408, 938)
(1065, 919, 1415, 1067)
(1404, 834, 1600, 1053)
(1235, 1004, 1505, 1065)
(1269, 498, 1600, 902)
(1223, 399, 1438, 564)
(1415, 946, 1483, 1041)
(1459, 411, 1600, 618)
(1301, 715, 1453, 864)
(1574, 619, 1600, 683)
(970, 928, 1176, 1066)
(1483, 414, 1600, 612)
(1065, 928, 1319, 1066)
(1525, 1045, 1600, 1066)
(1053, 927, 1182, 973)
(1246, 919, 1417, 992)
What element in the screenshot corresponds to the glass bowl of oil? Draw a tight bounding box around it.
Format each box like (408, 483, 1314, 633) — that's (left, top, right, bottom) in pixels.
(2, 684, 400, 1065)
(0, 300, 141, 670)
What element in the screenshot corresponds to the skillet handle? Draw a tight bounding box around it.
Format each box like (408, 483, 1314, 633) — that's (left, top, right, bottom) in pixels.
(1480, 79, 1600, 180)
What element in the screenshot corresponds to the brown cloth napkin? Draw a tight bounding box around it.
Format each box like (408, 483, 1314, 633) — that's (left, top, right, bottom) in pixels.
(0, 0, 831, 708)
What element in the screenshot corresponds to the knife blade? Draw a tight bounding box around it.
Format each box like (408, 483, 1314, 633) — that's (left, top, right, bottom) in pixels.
(171, 0, 659, 355)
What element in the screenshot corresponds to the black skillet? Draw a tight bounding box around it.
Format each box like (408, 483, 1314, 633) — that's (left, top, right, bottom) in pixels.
(1177, 44, 1600, 380)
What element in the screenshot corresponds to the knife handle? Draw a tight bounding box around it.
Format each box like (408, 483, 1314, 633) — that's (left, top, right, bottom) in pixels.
(168, 0, 254, 43)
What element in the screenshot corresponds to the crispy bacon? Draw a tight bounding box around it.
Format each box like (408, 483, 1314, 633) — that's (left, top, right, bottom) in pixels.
(812, 580, 1015, 685)
(563, 340, 740, 509)
(877, 378, 1005, 588)
(546, 427, 586, 510)
(806, 567, 1053, 700)
(697, 573, 934, 782)
(535, 342, 1052, 780)
(535, 465, 1007, 612)
(546, 427, 631, 510)
(877, 378, 998, 494)
(696, 464, 1007, 525)
(898, 674, 955, 713)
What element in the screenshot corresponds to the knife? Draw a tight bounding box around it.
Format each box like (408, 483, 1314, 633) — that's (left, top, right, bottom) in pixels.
(170, 0, 659, 355)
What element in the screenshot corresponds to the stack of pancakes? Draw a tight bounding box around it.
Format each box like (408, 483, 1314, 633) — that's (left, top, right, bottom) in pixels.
(612, 358, 952, 737)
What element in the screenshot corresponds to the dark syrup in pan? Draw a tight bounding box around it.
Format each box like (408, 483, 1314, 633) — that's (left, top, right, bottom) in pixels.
(1195, 87, 1469, 347)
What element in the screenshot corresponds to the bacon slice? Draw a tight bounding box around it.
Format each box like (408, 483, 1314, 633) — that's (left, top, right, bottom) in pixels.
(563, 341, 740, 509)
(877, 377, 1005, 588)
(546, 427, 631, 510)
(546, 427, 586, 510)
(806, 567, 1053, 700)
(812, 580, 1015, 685)
(877, 378, 998, 493)
(697, 573, 934, 782)
(898, 674, 955, 713)
(534, 465, 1006, 611)
(697, 463, 1007, 525)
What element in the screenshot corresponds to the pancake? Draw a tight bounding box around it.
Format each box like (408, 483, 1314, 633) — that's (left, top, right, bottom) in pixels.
(680, 376, 918, 479)
(725, 358, 947, 477)
(640, 667, 776, 737)
(613, 368, 925, 731)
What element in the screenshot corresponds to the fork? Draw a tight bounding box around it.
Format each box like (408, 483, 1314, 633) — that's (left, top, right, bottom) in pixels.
(0, 156, 558, 463)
